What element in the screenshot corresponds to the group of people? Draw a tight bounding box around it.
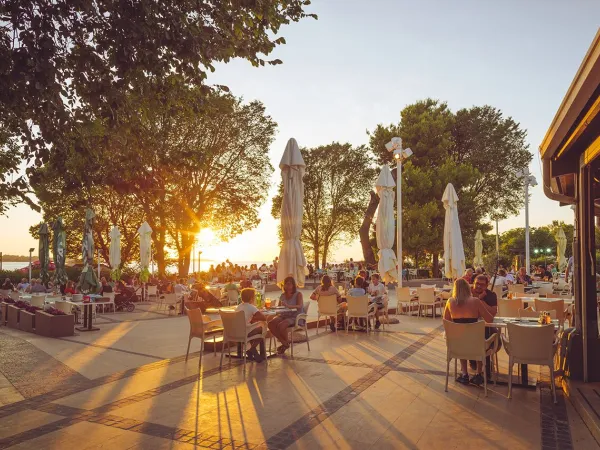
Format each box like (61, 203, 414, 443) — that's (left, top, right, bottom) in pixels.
(207, 259, 279, 283)
(462, 263, 559, 288)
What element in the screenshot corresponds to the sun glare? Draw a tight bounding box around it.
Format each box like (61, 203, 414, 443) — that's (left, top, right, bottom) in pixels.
(197, 228, 215, 245)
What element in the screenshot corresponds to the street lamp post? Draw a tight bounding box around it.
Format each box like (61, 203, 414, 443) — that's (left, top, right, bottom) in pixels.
(28, 248, 34, 284)
(385, 137, 413, 288)
(518, 168, 537, 275)
(198, 251, 202, 275)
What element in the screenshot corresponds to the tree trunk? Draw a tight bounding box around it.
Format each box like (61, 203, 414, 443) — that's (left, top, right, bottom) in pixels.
(321, 242, 329, 269)
(432, 252, 439, 278)
(178, 251, 191, 277)
(313, 244, 320, 271)
(415, 252, 418, 269)
(360, 190, 379, 265)
(153, 229, 167, 276)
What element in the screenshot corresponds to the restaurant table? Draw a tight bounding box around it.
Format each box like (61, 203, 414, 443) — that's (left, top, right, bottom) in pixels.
(486, 317, 560, 388)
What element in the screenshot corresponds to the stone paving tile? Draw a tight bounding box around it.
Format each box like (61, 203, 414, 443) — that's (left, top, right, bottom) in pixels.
(0, 331, 89, 399)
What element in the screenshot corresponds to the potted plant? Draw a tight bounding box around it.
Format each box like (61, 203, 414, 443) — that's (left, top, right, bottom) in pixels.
(7, 300, 28, 329)
(35, 306, 74, 337)
(20, 305, 41, 333)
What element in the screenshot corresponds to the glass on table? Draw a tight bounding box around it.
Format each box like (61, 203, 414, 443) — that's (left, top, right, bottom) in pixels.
(265, 297, 272, 309)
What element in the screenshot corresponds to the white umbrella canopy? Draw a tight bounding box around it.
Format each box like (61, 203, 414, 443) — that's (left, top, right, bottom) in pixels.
(442, 183, 466, 279)
(138, 221, 153, 282)
(277, 138, 307, 288)
(556, 227, 567, 271)
(474, 229, 484, 267)
(375, 165, 398, 283)
(109, 226, 121, 281)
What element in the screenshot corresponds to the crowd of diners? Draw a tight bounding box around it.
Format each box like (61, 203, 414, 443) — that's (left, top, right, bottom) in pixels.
(206, 259, 279, 283)
(461, 262, 564, 287)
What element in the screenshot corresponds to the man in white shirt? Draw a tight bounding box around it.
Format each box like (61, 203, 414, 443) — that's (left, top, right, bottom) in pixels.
(236, 288, 267, 362)
(367, 273, 387, 330)
(174, 279, 190, 296)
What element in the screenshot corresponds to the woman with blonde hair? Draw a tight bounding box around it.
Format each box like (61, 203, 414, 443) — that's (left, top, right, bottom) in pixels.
(443, 278, 494, 385)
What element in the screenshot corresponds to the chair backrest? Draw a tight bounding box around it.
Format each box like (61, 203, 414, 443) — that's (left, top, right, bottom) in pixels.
(147, 285, 158, 296)
(491, 285, 504, 299)
(506, 323, 556, 365)
(519, 292, 539, 298)
(185, 306, 214, 338)
(508, 284, 525, 293)
(55, 301, 73, 315)
(9, 291, 20, 301)
(544, 293, 563, 299)
(251, 280, 262, 289)
(219, 310, 248, 341)
(518, 307, 557, 319)
(0, 289, 9, 297)
(396, 287, 413, 302)
(346, 295, 369, 316)
(227, 290, 239, 305)
(443, 319, 486, 360)
(317, 295, 338, 316)
(162, 293, 178, 305)
(534, 299, 565, 323)
(72, 294, 83, 302)
(416, 288, 435, 305)
(105, 292, 115, 302)
(302, 300, 311, 314)
(498, 299, 523, 318)
(421, 284, 436, 289)
(537, 283, 554, 294)
(30, 295, 47, 308)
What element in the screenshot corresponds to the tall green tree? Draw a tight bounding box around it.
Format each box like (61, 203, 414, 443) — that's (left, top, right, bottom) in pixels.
(0, 0, 315, 212)
(364, 99, 531, 275)
(272, 143, 377, 269)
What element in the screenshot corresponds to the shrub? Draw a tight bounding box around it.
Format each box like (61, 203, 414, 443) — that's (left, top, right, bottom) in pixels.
(44, 306, 66, 316)
(14, 300, 29, 308)
(25, 305, 41, 314)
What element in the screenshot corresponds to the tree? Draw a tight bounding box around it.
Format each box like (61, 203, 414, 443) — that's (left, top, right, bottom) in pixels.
(0, 0, 315, 211)
(108, 87, 276, 275)
(364, 99, 531, 275)
(272, 143, 377, 269)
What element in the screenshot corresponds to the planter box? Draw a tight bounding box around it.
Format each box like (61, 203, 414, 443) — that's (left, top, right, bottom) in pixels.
(1, 302, 9, 326)
(7, 305, 21, 329)
(34, 311, 74, 337)
(19, 310, 36, 333)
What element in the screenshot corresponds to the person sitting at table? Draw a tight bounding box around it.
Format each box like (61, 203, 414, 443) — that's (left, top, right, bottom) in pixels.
(444, 278, 494, 385)
(471, 274, 499, 378)
(63, 280, 76, 295)
(236, 288, 267, 363)
(516, 267, 532, 285)
(29, 279, 47, 294)
(491, 269, 508, 287)
(16, 278, 29, 292)
(99, 277, 113, 295)
(2, 278, 14, 291)
(268, 276, 303, 355)
(358, 269, 370, 285)
(174, 278, 190, 296)
(224, 277, 239, 294)
(368, 273, 387, 330)
(310, 275, 344, 331)
(348, 276, 366, 296)
(462, 268, 474, 284)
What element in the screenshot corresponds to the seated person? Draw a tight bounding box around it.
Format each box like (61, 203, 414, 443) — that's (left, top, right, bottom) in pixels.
(348, 276, 366, 297)
(99, 277, 113, 295)
(191, 283, 222, 312)
(64, 280, 77, 295)
(310, 275, 343, 331)
(236, 288, 267, 362)
(30, 279, 47, 294)
(444, 278, 494, 386)
(491, 269, 508, 287)
(174, 278, 190, 295)
(224, 277, 239, 293)
(516, 267, 532, 285)
(367, 273, 387, 329)
(268, 277, 303, 354)
(16, 278, 29, 292)
(2, 278, 14, 291)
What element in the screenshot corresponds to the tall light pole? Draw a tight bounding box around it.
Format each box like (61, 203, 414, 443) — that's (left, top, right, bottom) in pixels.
(198, 251, 202, 275)
(28, 248, 34, 284)
(518, 168, 537, 275)
(385, 137, 412, 288)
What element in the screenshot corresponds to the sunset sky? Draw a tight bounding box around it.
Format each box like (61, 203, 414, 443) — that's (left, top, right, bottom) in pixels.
(1, 1, 599, 268)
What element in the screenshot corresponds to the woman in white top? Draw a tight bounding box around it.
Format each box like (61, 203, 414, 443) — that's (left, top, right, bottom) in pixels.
(235, 288, 267, 362)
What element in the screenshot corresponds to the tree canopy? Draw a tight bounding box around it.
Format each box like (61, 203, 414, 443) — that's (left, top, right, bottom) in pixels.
(364, 99, 531, 274)
(272, 143, 377, 269)
(0, 0, 315, 212)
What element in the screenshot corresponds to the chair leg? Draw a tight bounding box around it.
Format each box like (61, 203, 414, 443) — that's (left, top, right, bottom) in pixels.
(305, 326, 310, 351)
(346, 316, 349, 334)
(199, 339, 204, 368)
(220, 339, 226, 368)
(213, 335, 217, 356)
(508, 360, 514, 399)
(454, 358, 458, 379)
(185, 336, 192, 362)
(445, 357, 450, 392)
(317, 314, 320, 334)
(483, 359, 488, 397)
(550, 365, 557, 404)
(291, 330, 294, 357)
(243, 340, 247, 371)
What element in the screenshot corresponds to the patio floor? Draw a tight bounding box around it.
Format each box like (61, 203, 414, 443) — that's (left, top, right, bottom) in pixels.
(0, 298, 596, 449)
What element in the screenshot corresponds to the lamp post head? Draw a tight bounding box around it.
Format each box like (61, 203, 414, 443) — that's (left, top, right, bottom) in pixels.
(386, 137, 412, 162)
(534, 249, 539, 254)
(29, 248, 34, 253)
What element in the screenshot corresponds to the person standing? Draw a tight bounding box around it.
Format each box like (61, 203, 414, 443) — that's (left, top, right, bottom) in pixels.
(470, 274, 499, 381)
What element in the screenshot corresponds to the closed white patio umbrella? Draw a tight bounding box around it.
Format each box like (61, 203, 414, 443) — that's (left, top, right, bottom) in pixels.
(109, 226, 121, 281)
(277, 138, 307, 288)
(376, 165, 398, 283)
(138, 222, 153, 283)
(442, 184, 466, 279)
(474, 230, 484, 268)
(556, 227, 567, 271)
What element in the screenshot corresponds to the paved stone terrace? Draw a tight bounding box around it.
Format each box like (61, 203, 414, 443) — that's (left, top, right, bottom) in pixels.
(0, 299, 597, 449)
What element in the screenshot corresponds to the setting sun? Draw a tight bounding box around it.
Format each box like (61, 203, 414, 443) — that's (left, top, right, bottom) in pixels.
(196, 228, 215, 245)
